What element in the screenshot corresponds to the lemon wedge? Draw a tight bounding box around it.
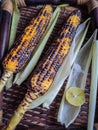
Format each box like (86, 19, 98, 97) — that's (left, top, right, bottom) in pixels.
(65, 87, 85, 107)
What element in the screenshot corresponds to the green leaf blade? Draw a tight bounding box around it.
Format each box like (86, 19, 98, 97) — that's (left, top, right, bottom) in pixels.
(29, 18, 90, 110)
(87, 29, 98, 130)
(57, 30, 96, 128)
(13, 5, 62, 85)
(5, 0, 20, 90)
(8, 0, 20, 49)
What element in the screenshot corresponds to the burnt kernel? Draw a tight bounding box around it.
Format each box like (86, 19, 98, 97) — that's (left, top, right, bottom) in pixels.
(2, 12, 81, 130)
(29, 11, 81, 94)
(36, 27, 41, 33)
(43, 72, 50, 80)
(39, 91, 44, 95)
(3, 6, 52, 73)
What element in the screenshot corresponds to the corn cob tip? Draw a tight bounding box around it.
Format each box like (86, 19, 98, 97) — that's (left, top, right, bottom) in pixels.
(5, 5, 53, 130)
(67, 9, 81, 28)
(44, 5, 53, 11)
(75, 9, 81, 17)
(2, 5, 53, 74)
(73, 9, 81, 19)
(72, 9, 81, 15)
(0, 70, 13, 92)
(6, 6, 81, 130)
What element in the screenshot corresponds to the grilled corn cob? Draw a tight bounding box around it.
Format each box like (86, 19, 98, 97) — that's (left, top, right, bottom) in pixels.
(6, 9, 81, 130)
(0, 5, 53, 92)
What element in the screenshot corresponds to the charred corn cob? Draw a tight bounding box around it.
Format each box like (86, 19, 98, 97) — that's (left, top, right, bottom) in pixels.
(0, 5, 52, 92)
(6, 9, 81, 130)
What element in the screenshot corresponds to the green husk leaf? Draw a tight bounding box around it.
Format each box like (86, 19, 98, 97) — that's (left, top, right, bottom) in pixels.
(5, 74, 14, 90)
(29, 18, 90, 110)
(87, 30, 98, 130)
(5, 0, 20, 90)
(13, 5, 65, 85)
(8, 0, 20, 49)
(58, 4, 68, 7)
(43, 18, 90, 108)
(57, 30, 97, 128)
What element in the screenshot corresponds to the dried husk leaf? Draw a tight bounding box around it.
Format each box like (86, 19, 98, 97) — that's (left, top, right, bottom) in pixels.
(8, 0, 20, 49)
(13, 6, 61, 85)
(57, 30, 97, 128)
(5, 0, 20, 90)
(43, 19, 90, 108)
(5, 74, 14, 90)
(29, 19, 90, 109)
(87, 29, 98, 130)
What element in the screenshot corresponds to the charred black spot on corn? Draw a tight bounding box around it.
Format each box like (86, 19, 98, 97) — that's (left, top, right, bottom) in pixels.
(3, 6, 53, 73)
(0, 5, 53, 93)
(6, 9, 81, 130)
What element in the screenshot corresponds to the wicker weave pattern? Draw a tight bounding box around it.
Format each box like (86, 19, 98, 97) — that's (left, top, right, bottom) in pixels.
(2, 6, 98, 130)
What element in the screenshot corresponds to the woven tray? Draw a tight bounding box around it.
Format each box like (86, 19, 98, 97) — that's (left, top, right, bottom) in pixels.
(2, 5, 98, 130)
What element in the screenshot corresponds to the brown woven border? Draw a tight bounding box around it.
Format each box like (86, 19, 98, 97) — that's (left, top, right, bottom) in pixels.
(2, 5, 98, 130)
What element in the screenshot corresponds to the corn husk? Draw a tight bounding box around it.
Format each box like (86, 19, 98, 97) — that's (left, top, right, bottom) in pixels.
(43, 20, 90, 108)
(5, 0, 20, 90)
(5, 5, 65, 90)
(57, 30, 97, 128)
(9, 0, 20, 49)
(13, 6, 62, 85)
(87, 30, 98, 130)
(29, 18, 90, 109)
(5, 75, 14, 90)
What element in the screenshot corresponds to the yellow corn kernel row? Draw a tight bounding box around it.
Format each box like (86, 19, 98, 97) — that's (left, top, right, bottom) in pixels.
(6, 9, 81, 130)
(0, 5, 53, 92)
(3, 5, 52, 73)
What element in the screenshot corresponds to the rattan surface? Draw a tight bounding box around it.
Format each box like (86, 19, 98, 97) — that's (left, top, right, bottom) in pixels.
(2, 5, 98, 130)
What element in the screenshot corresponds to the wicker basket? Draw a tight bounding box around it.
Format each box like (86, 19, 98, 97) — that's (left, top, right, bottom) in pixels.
(2, 5, 98, 130)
